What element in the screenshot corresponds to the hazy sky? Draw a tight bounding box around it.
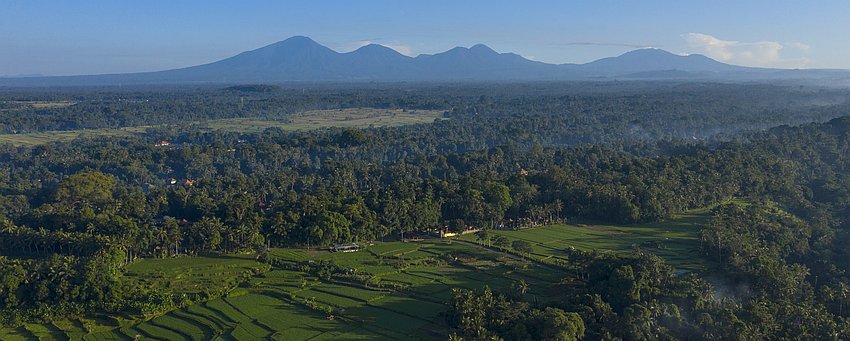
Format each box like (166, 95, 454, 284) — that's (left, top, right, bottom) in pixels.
(3, 1, 849, 76)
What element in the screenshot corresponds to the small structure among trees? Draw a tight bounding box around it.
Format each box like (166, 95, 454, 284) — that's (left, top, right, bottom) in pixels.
(329, 244, 360, 253)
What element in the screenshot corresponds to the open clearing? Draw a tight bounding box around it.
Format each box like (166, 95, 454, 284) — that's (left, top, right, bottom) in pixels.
(0, 108, 445, 145)
(461, 205, 714, 272)
(0, 127, 147, 146)
(278, 108, 444, 130)
(0, 100, 77, 112)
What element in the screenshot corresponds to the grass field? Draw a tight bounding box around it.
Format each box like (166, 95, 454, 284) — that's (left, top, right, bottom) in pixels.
(285, 108, 444, 130)
(0, 127, 147, 145)
(0, 100, 77, 111)
(461, 206, 714, 272)
(0, 108, 445, 146)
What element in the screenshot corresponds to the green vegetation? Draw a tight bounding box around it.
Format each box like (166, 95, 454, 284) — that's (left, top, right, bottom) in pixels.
(0, 100, 77, 112)
(0, 254, 266, 340)
(0, 108, 443, 145)
(463, 205, 716, 272)
(121, 254, 267, 295)
(1, 240, 573, 340)
(192, 108, 444, 134)
(3, 84, 850, 339)
(0, 126, 144, 145)
(284, 108, 444, 129)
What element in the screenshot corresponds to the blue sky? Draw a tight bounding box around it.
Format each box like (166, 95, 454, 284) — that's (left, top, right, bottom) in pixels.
(2, 1, 849, 75)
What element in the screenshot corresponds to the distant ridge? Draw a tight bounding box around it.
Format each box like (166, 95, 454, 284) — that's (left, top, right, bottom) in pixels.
(578, 48, 743, 75)
(2, 36, 849, 86)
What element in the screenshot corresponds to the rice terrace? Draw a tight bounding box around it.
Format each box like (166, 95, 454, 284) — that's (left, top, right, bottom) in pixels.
(0, 207, 712, 340)
(4, 2, 850, 339)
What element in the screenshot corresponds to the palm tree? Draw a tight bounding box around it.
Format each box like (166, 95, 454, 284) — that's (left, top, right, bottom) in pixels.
(553, 199, 563, 220)
(514, 279, 528, 297)
(839, 282, 850, 315)
(155, 227, 168, 257)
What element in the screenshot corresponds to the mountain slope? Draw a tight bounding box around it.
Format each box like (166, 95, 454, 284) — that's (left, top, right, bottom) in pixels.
(412, 44, 557, 80)
(2, 36, 848, 86)
(578, 48, 750, 75)
(167, 36, 345, 81)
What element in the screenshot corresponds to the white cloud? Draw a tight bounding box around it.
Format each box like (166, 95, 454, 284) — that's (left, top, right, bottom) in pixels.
(682, 33, 810, 68)
(787, 41, 810, 52)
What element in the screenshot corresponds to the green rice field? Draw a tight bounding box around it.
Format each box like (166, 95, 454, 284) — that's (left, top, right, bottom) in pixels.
(0, 239, 567, 340)
(0, 204, 719, 340)
(460, 205, 715, 272)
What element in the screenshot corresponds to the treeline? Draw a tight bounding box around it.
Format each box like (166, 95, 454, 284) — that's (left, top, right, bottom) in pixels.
(0, 136, 783, 255)
(450, 246, 850, 340)
(2, 83, 849, 143)
(446, 117, 850, 340)
(2, 84, 850, 335)
(2, 119, 849, 257)
(448, 286, 585, 340)
(0, 223, 126, 325)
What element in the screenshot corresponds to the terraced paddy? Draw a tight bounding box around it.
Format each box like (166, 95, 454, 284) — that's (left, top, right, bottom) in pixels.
(0, 204, 721, 340)
(0, 240, 568, 340)
(121, 254, 268, 295)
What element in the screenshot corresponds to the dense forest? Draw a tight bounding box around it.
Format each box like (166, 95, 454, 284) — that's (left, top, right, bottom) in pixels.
(2, 82, 850, 339)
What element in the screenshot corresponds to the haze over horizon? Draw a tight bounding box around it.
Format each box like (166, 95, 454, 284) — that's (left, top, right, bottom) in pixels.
(6, 2, 850, 340)
(3, 0, 850, 76)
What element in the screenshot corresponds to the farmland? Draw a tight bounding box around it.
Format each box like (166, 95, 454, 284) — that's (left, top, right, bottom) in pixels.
(0, 204, 726, 340)
(0, 100, 77, 111)
(2, 81, 848, 339)
(460, 205, 716, 272)
(0, 127, 146, 146)
(279, 108, 444, 130)
(120, 254, 269, 295)
(0, 108, 444, 145)
(191, 108, 444, 134)
(0, 255, 269, 341)
(0, 239, 570, 340)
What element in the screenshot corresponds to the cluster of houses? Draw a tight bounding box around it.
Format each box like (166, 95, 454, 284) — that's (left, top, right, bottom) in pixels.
(154, 140, 187, 149)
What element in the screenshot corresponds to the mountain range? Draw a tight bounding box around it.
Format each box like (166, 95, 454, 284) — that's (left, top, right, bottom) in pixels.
(3, 36, 849, 86)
